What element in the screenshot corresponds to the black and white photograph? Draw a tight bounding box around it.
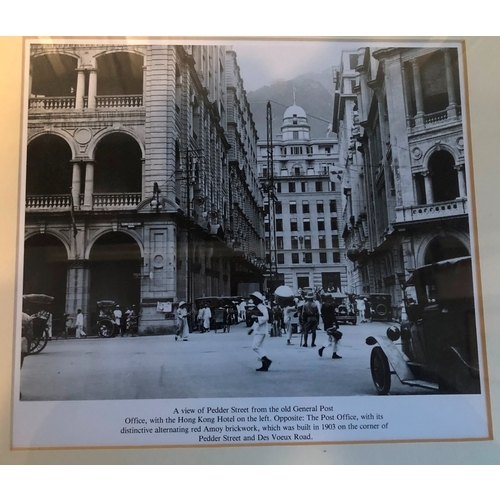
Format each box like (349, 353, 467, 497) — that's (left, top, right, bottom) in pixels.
(12, 37, 491, 449)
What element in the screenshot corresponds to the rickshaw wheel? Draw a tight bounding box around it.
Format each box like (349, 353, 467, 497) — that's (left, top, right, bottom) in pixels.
(98, 319, 115, 338)
(370, 346, 391, 395)
(29, 331, 48, 354)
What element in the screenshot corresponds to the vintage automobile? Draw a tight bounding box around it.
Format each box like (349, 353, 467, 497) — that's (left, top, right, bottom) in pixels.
(326, 292, 357, 325)
(366, 256, 481, 395)
(369, 293, 392, 321)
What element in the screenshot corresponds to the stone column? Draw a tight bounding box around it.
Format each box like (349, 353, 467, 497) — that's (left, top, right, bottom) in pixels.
(66, 261, 90, 335)
(423, 171, 434, 204)
(71, 162, 82, 208)
(444, 49, 458, 119)
(75, 69, 86, 110)
(87, 69, 97, 110)
(83, 162, 94, 208)
(411, 59, 425, 127)
(455, 163, 467, 197)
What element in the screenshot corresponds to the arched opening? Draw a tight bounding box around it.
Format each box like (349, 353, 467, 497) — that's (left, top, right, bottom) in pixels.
(26, 134, 73, 195)
(31, 53, 78, 97)
(94, 133, 142, 193)
(96, 52, 143, 95)
(429, 150, 459, 202)
(424, 235, 469, 265)
(23, 234, 68, 317)
(89, 232, 141, 320)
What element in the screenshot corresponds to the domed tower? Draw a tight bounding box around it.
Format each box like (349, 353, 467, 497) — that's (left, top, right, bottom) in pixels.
(281, 103, 310, 141)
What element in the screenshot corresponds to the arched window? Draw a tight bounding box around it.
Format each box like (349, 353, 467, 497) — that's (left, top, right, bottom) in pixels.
(26, 134, 72, 195)
(424, 235, 469, 265)
(94, 133, 142, 193)
(429, 150, 459, 202)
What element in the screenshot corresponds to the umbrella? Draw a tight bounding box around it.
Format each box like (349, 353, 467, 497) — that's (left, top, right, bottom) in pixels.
(274, 285, 295, 307)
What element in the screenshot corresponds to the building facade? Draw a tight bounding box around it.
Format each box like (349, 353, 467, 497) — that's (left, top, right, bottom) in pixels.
(335, 46, 469, 320)
(257, 102, 346, 293)
(24, 42, 264, 333)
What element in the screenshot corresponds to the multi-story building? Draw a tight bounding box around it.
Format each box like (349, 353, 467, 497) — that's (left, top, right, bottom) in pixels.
(335, 45, 469, 319)
(257, 101, 346, 293)
(23, 42, 264, 333)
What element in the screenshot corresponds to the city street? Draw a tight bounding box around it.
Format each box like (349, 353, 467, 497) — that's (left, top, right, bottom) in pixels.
(19, 320, 433, 401)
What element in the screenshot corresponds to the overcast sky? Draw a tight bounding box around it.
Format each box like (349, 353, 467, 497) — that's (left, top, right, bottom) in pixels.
(230, 40, 362, 92)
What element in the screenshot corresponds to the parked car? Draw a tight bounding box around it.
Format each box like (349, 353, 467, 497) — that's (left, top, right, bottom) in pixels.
(366, 256, 480, 395)
(369, 293, 392, 321)
(322, 292, 356, 325)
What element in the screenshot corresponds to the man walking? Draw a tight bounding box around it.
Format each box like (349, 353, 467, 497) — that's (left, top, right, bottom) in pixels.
(301, 291, 320, 347)
(248, 291, 272, 371)
(75, 308, 86, 338)
(319, 294, 342, 358)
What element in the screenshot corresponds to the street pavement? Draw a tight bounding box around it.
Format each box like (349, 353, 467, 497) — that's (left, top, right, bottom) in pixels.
(19, 320, 433, 401)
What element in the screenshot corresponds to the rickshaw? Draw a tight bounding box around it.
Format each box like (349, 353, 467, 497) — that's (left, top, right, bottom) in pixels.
(213, 305, 229, 333)
(366, 257, 480, 395)
(22, 294, 54, 355)
(96, 300, 119, 337)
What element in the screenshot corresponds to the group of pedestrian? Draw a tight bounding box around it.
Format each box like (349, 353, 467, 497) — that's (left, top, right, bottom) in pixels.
(173, 289, 344, 372)
(70, 304, 139, 339)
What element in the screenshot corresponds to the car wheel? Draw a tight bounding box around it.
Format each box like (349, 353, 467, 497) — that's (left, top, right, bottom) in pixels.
(370, 346, 391, 395)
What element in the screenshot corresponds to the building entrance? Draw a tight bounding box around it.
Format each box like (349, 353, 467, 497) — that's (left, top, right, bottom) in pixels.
(88, 232, 141, 324)
(23, 234, 68, 317)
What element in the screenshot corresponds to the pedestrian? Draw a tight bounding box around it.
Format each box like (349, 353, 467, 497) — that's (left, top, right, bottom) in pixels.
(283, 303, 296, 345)
(321, 294, 338, 331)
(318, 325, 343, 359)
(198, 302, 212, 333)
(123, 306, 132, 336)
(364, 298, 372, 323)
(176, 301, 190, 341)
(356, 296, 366, 323)
(127, 306, 139, 336)
(114, 304, 123, 336)
(301, 291, 320, 347)
(46, 312, 53, 341)
(248, 291, 272, 371)
(238, 299, 246, 323)
(75, 308, 86, 338)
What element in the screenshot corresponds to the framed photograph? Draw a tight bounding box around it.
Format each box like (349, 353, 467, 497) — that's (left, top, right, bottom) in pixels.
(10, 36, 491, 449)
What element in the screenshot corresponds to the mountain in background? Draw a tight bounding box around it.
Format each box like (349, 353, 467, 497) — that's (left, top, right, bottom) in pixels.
(246, 67, 336, 142)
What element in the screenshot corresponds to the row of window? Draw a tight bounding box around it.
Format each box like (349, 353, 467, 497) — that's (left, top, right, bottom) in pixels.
(275, 252, 341, 264)
(278, 146, 332, 155)
(262, 165, 334, 177)
(267, 235, 340, 249)
(270, 199, 337, 215)
(266, 218, 339, 232)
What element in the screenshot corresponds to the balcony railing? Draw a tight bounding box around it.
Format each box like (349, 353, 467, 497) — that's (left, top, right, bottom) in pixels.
(26, 195, 71, 209)
(29, 97, 75, 110)
(26, 193, 142, 210)
(395, 198, 467, 223)
(93, 95, 143, 108)
(93, 193, 142, 208)
(407, 105, 462, 130)
(29, 94, 143, 111)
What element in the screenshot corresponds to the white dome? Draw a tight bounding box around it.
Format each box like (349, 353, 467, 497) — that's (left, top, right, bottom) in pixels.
(283, 105, 307, 119)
